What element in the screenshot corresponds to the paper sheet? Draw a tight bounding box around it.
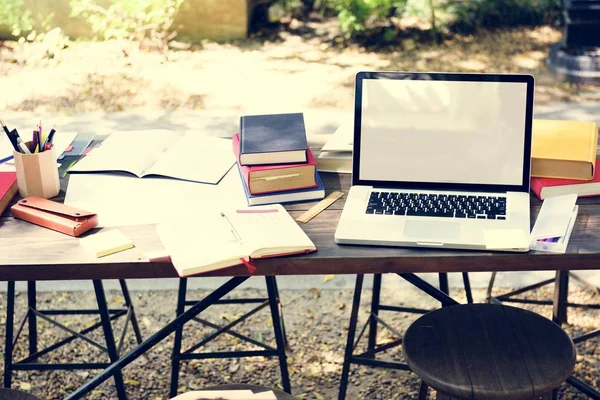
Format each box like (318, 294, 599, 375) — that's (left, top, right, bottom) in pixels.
(65, 166, 247, 227)
(0, 131, 77, 171)
(530, 194, 577, 240)
(69, 130, 177, 177)
(145, 135, 236, 184)
(483, 229, 529, 250)
(171, 390, 276, 400)
(320, 121, 353, 152)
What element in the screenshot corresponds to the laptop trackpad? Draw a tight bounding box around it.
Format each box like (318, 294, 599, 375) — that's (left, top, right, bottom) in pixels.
(403, 220, 461, 242)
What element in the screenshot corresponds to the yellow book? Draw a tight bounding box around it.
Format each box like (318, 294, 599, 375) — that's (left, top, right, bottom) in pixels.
(531, 119, 598, 180)
(80, 230, 134, 258)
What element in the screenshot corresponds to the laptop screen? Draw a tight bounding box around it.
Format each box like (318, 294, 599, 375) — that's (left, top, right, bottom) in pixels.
(355, 73, 533, 192)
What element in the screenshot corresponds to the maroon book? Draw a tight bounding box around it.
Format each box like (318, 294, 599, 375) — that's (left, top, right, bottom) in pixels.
(232, 134, 317, 195)
(0, 171, 18, 216)
(531, 166, 600, 200)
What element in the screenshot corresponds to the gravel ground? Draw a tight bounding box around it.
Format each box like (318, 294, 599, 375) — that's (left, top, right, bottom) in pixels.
(0, 280, 599, 400)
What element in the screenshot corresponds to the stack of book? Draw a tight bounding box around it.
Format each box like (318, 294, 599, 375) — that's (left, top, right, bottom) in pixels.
(530, 119, 599, 200)
(317, 121, 353, 174)
(233, 113, 325, 206)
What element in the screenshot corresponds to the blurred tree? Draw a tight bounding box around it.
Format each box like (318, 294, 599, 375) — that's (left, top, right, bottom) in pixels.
(0, 0, 33, 37)
(69, 0, 185, 50)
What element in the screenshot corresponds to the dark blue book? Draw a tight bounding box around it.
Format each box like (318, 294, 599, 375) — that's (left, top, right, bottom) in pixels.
(237, 162, 325, 206)
(239, 113, 308, 166)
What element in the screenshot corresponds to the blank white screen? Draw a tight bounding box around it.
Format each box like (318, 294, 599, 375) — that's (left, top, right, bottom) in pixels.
(359, 79, 527, 186)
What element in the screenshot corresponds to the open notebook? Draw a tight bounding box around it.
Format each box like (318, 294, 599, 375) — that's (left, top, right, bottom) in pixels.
(156, 204, 316, 276)
(69, 130, 235, 184)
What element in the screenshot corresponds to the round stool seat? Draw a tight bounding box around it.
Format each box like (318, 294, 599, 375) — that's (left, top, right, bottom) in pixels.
(0, 389, 41, 400)
(188, 384, 296, 399)
(403, 304, 576, 400)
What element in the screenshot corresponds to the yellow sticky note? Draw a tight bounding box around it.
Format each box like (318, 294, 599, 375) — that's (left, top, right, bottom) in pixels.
(483, 229, 529, 251)
(80, 230, 134, 258)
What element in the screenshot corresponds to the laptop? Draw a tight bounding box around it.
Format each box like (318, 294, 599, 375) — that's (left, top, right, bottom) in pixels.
(334, 72, 534, 252)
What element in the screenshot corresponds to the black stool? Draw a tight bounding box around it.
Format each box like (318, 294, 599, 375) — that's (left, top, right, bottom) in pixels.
(170, 277, 289, 398)
(403, 303, 576, 399)
(0, 388, 41, 400)
(339, 272, 473, 399)
(4, 279, 143, 400)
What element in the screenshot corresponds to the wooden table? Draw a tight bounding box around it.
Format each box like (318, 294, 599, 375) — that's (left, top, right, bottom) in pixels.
(2, 172, 600, 400)
(3, 173, 600, 281)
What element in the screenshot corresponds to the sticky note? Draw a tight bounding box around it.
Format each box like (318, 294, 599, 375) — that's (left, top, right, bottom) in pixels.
(80, 229, 134, 258)
(483, 229, 529, 251)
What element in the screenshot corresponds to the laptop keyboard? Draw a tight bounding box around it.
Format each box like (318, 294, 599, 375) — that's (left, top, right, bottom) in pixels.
(366, 191, 507, 219)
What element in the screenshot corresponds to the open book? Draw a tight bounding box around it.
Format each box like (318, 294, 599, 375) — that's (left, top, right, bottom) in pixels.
(69, 130, 235, 184)
(156, 204, 316, 276)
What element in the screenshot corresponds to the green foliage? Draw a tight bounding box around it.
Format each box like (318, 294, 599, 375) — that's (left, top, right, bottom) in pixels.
(325, 0, 407, 37)
(0, 0, 33, 37)
(69, 0, 185, 49)
(446, 0, 563, 31)
(315, 0, 561, 40)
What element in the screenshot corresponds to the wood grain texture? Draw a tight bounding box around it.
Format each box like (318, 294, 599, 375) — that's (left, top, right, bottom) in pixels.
(2, 163, 600, 281)
(403, 304, 576, 400)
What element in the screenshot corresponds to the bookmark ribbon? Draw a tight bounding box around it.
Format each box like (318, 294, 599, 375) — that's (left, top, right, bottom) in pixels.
(240, 257, 257, 274)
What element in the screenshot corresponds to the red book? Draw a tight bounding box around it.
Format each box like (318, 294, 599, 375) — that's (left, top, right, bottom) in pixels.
(0, 172, 18, 216)
(232, 134, 317, 194)
(531, 167, 600, 200)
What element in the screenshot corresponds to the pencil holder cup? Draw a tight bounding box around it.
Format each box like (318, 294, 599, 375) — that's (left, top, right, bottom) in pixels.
(13, 142, 60, 199)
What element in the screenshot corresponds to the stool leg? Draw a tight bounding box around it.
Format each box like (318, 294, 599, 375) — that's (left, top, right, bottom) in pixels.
(418, 381, 429, 400)
(339, 274, 364, 400)
(462, 273, 473, 304)
(266, 276, 291, 393)
(27, 281, 37, 356)
(3, 281, 15, 388)
(553, 271, 569, 325)
(169, 278, 187, 398)
(118, 279, 143, 345)
(93, 280, 128, 400)
(540, 390, 556, 400)
(367, 273, 382, 358)
(486, 271, 498, 303)
(438, 274, 449, 308)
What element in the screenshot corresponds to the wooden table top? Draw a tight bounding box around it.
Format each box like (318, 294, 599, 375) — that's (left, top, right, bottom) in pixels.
(1, 171, 600, 282)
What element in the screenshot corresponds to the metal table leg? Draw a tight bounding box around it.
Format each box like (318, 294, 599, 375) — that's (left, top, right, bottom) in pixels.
(93, 280, 127, 400)
(266, 276, 291, 393)
(65, 276, 249, 400)
(3, 281, 15, 388)
(338, 274, 364, 400)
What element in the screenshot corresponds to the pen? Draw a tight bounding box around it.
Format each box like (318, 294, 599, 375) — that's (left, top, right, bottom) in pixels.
(46, 126, 56, 146)
(221, 212, 243, 244)
(0, 119, 10, 136)
(1, 119, 20, 152)
(14, 131, 31, 154)
(41, 125, 56, 152)
(32, 131, 39, 153)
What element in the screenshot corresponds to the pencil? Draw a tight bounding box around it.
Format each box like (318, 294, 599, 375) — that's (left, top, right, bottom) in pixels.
(0, 119, 10, 135)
